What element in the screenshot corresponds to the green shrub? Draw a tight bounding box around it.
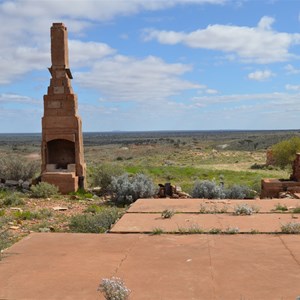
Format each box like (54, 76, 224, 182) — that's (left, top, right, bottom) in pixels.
(110, 173, 156, 204)
(292, 207, 300, 213)
(209, 228, 222, 234)
(271, 137, 300, 168)
(14, 210, 40, 220)
(0, 156, 39, 180)
(89, 164, 123, 193)
(192, 180, 225, 199)
(69, 207, 121, 233)
(30, 182, 59, 198)
(0, 210, 4, 217)
(274, 203, 288, 211)
(0, 193, 25, 206)
(0, 231, 12, 252)
(151, 228, 164, 235)
(84, 204, 104, 214)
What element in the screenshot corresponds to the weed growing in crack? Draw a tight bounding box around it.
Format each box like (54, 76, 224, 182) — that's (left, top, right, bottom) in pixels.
(281, 222, 300, 234)
(98, 277, 130, 300)
(161, 209, 175, 219)
(234, 204, 259, 215)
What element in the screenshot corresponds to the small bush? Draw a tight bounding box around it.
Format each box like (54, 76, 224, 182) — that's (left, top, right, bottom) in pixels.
(0, 156, 39, 181)
(98, 277, 130, 300)
(84, 204, 104, 214)
(281, 222, 300, 233)
(69, 207, 121, 233)
(151, 228, 164, 235)
(161, 209, 175, 219)
(30, 182, 59, 198)
(0, 231, 12, 252)
(110, 173, 156, 204)
(14, 210, 40, 220)
(225, 227, 239, 234)
(192, 180, 225, 199)
(1, 193, 24, 206)
(209, 228, 222, 234)
(233, 204, 259, 215)
(89, 164, 123, 193)
(0, 210, 4, 217)
(292, 207, 300, 213)
(178, 225, 203, 234)
(225, 185, 256, 199)
(274, 203, 288, 211)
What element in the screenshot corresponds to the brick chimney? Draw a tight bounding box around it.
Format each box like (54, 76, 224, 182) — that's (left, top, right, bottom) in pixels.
(41, 23, 86, 193)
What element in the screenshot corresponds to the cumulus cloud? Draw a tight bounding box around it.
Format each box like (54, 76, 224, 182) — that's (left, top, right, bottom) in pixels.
(285, 84, 300, 91)
(144, 16, 300, 63)
(247, 70, 275, 81)
(0, 93, 40, 105)
(284, 64, 300, 75)
(75, 55, 201, 102)
(0, 0, 225, 85)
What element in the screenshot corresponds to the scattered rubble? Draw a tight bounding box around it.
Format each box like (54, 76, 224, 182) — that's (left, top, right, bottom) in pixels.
(157, 183, 191, 199)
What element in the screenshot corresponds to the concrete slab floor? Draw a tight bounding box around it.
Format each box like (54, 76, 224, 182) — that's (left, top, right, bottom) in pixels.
(128, 198, 300, 213)
(1, 233, 300, 300)
(111, 213, 299, 233)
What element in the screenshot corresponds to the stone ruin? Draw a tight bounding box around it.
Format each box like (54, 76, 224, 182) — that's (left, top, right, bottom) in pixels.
(261, 153, 300, 198)
(41, 23, 86, 194)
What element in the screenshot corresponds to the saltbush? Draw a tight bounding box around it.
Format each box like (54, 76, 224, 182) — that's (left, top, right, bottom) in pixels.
(191, 180, 225, 199)
(233, 203, 259, 215)
(98, 277, 130, 300)
(69, 207, 121, 233)
(30, 182, 59, 198)
(281, 222, 300, 233)
(110, 173, 156, 204)
(225, 185, 256, 199)
(0, 156, 39, 181)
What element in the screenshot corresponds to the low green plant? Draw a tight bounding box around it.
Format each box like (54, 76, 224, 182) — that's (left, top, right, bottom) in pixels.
(0, 210, 5, 217)
(161, 209, 175, 219)
(199, 203, 228, 214)
(70, 188, 93, 199)
(151, 228, 164, 235)
(281, 222, 300, 233)
(273, 203, 288, 212)
(1, 193, 25, 207)
(37, 208, 53, 219)
(84, 204, 104, 214)
(14, 210, 40, 220)
(98, 277, 131, 300)
(250, 229, 260, 234)
(209, 228, 222, 234)
(69, 207, 121, 233)
(292, 207, 300, 213)
(0, 231, 12, 252)
(30, 182, 59, 198)
(233, 204, 259, 215)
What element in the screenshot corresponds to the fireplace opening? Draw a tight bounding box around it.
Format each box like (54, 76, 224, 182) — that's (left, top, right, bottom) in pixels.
(47, 139, 75, 169)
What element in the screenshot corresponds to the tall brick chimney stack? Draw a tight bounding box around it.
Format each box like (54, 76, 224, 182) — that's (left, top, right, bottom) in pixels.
(41, 23, 86, 194)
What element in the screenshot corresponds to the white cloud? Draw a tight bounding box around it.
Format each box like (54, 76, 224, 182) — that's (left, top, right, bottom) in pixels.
(75, 55, 201, 102)
(205, 89, 218, 94)
(0, 0, 225, 85)
(247, 70, 275, 81)
(285, 84, 300, 91)
(284, 64, 300, 75)
(0, 93, 40, 105)
(144, 16, 300, 63)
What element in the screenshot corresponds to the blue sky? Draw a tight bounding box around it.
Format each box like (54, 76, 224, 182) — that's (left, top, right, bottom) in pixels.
(1, 0, 300, 132)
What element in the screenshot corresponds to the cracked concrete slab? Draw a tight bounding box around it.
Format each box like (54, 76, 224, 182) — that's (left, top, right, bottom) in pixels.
(111, 212, 298, 233)
(1, 233, 300, 299)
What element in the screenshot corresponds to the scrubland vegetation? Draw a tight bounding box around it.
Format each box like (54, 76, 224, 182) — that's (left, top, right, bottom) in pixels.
(0, 130, 300, 251)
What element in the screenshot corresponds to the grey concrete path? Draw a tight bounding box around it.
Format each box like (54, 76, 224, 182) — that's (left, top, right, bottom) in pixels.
(1, 233, 300, 300)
